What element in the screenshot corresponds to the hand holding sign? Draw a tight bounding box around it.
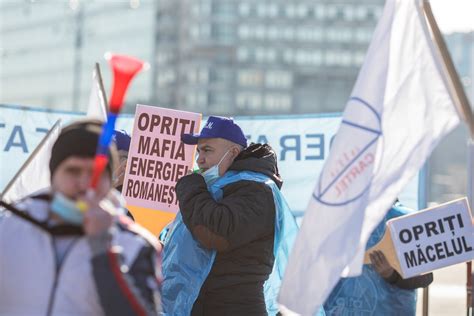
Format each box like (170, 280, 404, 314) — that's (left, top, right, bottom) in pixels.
(365, 197, 474, 278)
(369, 250, 395, 279)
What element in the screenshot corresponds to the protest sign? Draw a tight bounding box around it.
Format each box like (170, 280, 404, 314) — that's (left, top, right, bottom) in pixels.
(365, 197, 473, 278)
(390, 197, 473, 278)
(122, 104, 201, 233)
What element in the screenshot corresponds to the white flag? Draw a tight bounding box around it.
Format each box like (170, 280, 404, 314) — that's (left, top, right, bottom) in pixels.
(87, 63, 108, 121)
(278, 0, 460, 314)
(1, 120, 61, 203)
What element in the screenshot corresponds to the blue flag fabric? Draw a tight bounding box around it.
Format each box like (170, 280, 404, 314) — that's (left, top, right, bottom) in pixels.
(324, 203, 416, 316)
(161, 170, 306, 315)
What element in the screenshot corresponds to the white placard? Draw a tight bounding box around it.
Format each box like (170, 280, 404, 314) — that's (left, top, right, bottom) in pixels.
(389, 198, 474, 278)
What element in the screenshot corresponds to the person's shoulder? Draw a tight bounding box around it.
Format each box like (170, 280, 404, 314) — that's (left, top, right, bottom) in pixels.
(388, 202, 415, 219)
(223, 179, 273, 195)
(10, 190, 51, 220)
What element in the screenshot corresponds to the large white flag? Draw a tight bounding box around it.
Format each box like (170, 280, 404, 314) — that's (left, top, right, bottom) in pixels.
(86, 63, 108, 121)
(1, 120, 61, 203)
(279, 0, 461, 314)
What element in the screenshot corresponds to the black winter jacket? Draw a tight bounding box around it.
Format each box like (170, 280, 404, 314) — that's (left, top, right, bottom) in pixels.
(175, 143, 282, 316)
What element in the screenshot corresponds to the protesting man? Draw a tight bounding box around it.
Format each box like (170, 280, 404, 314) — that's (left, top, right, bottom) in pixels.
(0, 119, 161, 315)
(324, 200, 433, 315)
(161, 116, 301, 315)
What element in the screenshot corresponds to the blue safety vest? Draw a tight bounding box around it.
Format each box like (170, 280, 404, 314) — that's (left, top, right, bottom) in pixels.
(161, 170, 304, 315)
(323, 203, 417, 316)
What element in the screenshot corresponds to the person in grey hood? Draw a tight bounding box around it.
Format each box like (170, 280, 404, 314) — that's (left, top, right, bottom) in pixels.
(0, 119, 161, 315)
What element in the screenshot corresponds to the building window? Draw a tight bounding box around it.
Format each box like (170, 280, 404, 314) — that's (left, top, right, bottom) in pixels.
(190, 23, 211, 41)
(239, 2, 251, 16)
(255, 48, 277, 63)
(296, 4, 309, 18)
(198, 68, 209, 84)
(267, 4, 278, 18)
(283, 26, 294, 41)
(267, 26, 278, 40)
(209, 92, 232, 107)
(264, 93, 291, 111)
(354, 28, 373, 43)
(326, 28, 352, 42)
(310, 51, 323, 66)
(186, 91, 207, 109)
(285, 4, 295, 18)
(314, 4, 325, 19)
(373, 6, 383, 20)
(238, 25, 250, 39)
(255, 25, 266, 39)
(256, 4, 266, 17)
(238, 69, 264, 87)
(344, 6, 354, 21)
(353, 51, 366, 66)
(211, 24, 235, 43)
(256, 3, 279, 18)
(355, 6, 367, 20)
(295, 50, 322, 66)
(326, 50, 352, 66)
(210, 68, 233, 83)
(283, 50, 294, 64)
(297, 27, 323, 42)
(198, 0, 211, 16)
(212, 2, 235, 18)
(187, 68, 209, 84)
(156, 51, 173, 65)
(266, 70, 292, 88)
(324, 5, 337, 20)
(236, 92, 263, 110)
(237, 47, 250, 61)
(157, 69, 176, 86)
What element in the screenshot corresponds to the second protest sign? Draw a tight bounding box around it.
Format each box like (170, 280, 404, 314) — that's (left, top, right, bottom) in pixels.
(123, 104, 201, 214)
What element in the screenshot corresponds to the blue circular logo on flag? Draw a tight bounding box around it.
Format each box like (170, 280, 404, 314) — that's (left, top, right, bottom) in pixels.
(313, 97, 383, 206)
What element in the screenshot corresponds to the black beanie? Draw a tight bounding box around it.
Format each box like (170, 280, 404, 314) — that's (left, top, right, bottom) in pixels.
(49, 119, 118, 179)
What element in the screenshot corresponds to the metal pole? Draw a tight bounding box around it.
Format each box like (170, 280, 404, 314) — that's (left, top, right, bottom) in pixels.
(422, 0, 474, 138)
(72, 5, 84, 111)
(94, 62, 108, 112)
(418, 161, 430, 316)
(150, 0, 160, 105)
(465, 141, 473, 316)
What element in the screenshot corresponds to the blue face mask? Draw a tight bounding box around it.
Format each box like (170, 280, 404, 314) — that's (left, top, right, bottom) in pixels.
(50, 192, 85, 225)
(201, 150, 230, 187)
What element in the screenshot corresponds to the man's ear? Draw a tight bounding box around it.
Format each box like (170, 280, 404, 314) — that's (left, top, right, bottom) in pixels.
(230, 146, 241, 160)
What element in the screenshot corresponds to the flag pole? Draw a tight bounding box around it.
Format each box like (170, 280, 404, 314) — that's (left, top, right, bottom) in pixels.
(94, 62, 109, 113)
(0, 119, 61, 200)
(422, 0, 474, 138)
(422, 1, 473, 315)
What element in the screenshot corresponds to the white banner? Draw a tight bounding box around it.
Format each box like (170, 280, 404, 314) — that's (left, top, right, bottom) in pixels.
(0, 104, 420, 213)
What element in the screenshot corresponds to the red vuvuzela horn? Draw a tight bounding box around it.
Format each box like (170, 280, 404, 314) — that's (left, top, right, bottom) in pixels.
(105, 52, 147, 114)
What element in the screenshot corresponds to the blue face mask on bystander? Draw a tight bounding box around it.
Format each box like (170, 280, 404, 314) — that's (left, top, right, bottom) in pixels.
(50, 192, 85, 225)
(201, 150, 231, 186)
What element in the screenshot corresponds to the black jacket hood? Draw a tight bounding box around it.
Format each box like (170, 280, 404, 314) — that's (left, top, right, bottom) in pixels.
(229, 143, 283, 189)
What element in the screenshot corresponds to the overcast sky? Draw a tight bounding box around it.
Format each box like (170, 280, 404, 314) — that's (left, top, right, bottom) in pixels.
(430, 0, 474, 33)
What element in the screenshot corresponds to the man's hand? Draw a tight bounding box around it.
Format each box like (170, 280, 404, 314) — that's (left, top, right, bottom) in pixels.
(369, 250, 394, 278)
(82, 190, 113, 237)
